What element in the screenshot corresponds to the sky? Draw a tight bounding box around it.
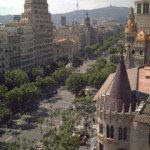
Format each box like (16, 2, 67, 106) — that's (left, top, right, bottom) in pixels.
(0, 0, 133, 15)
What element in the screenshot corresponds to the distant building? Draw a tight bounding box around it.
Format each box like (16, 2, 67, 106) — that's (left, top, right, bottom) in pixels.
(94, 55, 150, 150)
(13, 15, 21, 22)
(61, 16, 66, 26)
(53, 26, 80, 61)
(53, 38, 79, 61)
(92, 19, 98, 26)
(83, 13, 99, 47)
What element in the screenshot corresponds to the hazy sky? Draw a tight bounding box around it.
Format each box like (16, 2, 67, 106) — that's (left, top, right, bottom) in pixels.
(0, 0, 133, 15)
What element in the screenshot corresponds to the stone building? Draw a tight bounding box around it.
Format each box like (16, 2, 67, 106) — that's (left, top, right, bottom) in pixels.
(53, 26, 81, 60)
(0, 25, 34, 72)
(124, 0, 150, 68)
(83, 13, 99, 47)
(94, 55, 150, 150)
(53, 38, 79, 61)
(21, 0, 53, 66)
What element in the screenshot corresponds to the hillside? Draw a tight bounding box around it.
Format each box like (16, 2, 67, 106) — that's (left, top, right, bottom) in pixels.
(0, 6, 129, 24)
(52, 6, 129, 24)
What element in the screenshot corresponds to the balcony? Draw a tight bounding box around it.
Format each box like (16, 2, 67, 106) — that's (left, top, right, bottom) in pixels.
(97, 133, 118, 145)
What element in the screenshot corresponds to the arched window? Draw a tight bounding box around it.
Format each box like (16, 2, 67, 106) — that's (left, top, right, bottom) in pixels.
(100, 124, 103, 134)
(123, 127, 127, 140)
(118, 127, 122, 140)
(107, 125, 110, 138)
(110, 126, 114, 139)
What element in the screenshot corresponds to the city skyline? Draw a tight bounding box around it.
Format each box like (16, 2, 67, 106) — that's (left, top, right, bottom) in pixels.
(0, 0, 132, 15)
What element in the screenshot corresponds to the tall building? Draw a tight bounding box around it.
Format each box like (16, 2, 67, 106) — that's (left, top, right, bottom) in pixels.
(61, 16, 66, 26)
(0, 25, 35, 73)
(94, 55, 150, 150)
(83, 13, 99, 47)
(21, 0, 53, 66)
(124, 0, 150, 68)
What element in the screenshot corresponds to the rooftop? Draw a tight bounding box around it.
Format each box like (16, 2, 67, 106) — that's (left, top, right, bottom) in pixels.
(138, 67, 150, 94)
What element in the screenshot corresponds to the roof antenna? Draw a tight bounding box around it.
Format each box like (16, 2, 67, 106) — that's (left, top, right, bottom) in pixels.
(77, 0, 79, 10)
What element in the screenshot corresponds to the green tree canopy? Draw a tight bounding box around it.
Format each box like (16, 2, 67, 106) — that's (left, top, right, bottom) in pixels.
(4, 69, 29, 89)
(66, 73, 87, 96)
(72, 56, 83, 68)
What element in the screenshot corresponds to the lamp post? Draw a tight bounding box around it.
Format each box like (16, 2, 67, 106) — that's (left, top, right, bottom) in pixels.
(49, 103, 53, 133)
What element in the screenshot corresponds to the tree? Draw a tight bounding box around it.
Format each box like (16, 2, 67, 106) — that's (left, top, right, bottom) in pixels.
(56, 56, 69, 68)
(52, 67, 72, 87)
(43, 109, 80, 150)
(4, 69, 29, 89)
(110, 55, 120, 64)
(66, 74, 87, 96)
(31, 66, 44, 81)
(0, 84, 8, 101)
(20, 83, 40, 112)
(36, 76, 55, 97)
(0, 104, 12, 123)
(72, 56, 83, 68)
(5, 87, 23, 114)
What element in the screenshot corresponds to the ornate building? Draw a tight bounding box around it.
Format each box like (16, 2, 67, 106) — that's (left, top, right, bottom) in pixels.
(124, 0, 150, 68)
(21, 0, 53, 66)
(94, 55, 150, 150)
(83, 13, 99, 47)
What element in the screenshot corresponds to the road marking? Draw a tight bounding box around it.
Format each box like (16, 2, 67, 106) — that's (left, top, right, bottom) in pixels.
(5, 136, 13, 142)
(59, 91, 65, 96)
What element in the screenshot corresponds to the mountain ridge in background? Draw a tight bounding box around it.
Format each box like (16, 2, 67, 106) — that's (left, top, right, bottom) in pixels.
(0, 6, 129, 24)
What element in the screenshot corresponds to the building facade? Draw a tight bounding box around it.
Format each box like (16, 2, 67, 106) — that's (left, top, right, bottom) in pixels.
(0, 25, 35, 73)
(21, 0, 53, 66)
(53, 38, 78, 61)
(124, 0, 150, 68)
(94, 55, 150, 150)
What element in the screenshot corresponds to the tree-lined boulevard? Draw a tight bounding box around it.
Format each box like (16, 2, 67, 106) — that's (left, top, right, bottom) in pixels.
(0, 33, 123, 149)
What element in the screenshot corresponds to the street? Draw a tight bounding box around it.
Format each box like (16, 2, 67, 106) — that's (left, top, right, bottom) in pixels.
(0, 88, 75, 145)
(0, 59, 98, 149)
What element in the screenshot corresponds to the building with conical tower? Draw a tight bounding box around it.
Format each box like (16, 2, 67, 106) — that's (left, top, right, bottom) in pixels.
(124, 1, 150, 68)
(94, 54, 150, 150)
(83, 13, 99, 47)
(21, 0, 53, 66)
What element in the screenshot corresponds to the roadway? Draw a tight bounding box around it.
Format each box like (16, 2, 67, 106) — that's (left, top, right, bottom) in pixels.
(0, 88, 75, 145)
(0, 59, 99, 149)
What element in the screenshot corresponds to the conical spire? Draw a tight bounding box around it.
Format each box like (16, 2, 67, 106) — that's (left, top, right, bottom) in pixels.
(108, 54, 136, 112)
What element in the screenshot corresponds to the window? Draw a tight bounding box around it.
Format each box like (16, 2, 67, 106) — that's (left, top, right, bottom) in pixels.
(110, 126, 114, 138)
(119, 127, 127, 140)
(119, 127, 122, 140)
(100, 124, 103, 134)
(140, 50, 143, 55)
(131, 37, 134, 43)
(107, 125, 110, 138)
(100, 144, 104, 150)
(143, 3, 149, 14)
(137, 3, 142, 14)
(132, 50, 135, 54)
(123, 127, 127, 140)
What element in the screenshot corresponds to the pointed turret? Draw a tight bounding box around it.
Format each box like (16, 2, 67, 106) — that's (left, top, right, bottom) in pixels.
(107, 54, 136, 112)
